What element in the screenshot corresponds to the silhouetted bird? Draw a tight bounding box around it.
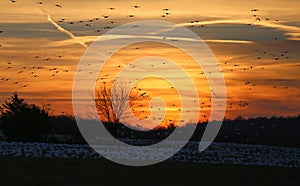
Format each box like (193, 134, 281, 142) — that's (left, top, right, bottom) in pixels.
(55, 4, 62, 8)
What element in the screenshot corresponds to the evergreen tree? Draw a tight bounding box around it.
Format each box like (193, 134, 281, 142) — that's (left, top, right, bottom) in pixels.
(0, 93, 50, 142)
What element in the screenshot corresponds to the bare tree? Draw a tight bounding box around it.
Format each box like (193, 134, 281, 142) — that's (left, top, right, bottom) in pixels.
(95, 82, 146, 124)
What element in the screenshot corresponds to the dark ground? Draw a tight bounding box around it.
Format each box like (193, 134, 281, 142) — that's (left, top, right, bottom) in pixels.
(0, 157, 299, 186)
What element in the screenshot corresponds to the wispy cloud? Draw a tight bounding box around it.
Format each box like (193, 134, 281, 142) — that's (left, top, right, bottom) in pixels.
(178, 19, 300, 41)
(50, 34, 254, 47)
(204, 39, 253, 44)
(51, 36, 98, 47)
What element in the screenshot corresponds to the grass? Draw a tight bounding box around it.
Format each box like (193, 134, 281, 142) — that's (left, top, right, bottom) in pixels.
(0, 157, 299, 186)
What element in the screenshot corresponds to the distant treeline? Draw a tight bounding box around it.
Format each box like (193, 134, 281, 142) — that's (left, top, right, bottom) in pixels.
(45, 115, 300, 148)
(0, 93, 299, 147)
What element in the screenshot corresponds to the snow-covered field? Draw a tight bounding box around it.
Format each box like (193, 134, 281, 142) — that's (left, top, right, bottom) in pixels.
(0, 141, 299, 168)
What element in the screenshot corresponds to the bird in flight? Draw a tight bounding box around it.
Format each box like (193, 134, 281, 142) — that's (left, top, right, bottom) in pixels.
(132, 5, 140, 8)
(55, 4, 62, 8)
(251, 9, 259, 12)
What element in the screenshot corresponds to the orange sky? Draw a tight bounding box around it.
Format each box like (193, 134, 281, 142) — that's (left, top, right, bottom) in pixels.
(0, 0, 299, 127)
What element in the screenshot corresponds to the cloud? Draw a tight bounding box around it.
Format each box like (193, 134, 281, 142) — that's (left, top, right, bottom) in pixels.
(50, 36, 98, 47)
(49, 33, 254, 47)
(267, 78, 296, 82)
(178, 19, 300, 41)
(204, 39, 253, 44)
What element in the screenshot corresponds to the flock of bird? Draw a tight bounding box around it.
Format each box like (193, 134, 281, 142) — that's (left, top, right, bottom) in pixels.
(38, 3, 172, 34)
(0, 1, 294, 121)
(250, 8, 280, 23)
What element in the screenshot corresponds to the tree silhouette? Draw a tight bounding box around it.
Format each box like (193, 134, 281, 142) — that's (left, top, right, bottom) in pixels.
(0, 93, 50, 142)
(95, 82, 146, 124)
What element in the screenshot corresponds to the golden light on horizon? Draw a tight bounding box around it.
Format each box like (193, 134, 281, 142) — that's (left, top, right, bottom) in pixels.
(94, 42, 212, 128)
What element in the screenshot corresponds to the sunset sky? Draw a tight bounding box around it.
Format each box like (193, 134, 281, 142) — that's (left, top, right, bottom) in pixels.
(0, 0, 299, 127)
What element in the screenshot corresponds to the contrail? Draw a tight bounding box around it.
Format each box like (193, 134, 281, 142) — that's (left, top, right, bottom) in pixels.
(36, 6, 132, 67)
(37, 7, 87, 48)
